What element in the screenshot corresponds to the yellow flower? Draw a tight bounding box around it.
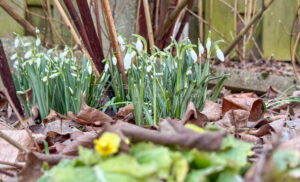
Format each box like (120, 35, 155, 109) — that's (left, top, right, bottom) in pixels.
(94, 132, 121, 156)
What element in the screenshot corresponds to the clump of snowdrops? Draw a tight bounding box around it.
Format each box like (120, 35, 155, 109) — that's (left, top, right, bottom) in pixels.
(12, 30, 109, 120)
(105, 32, 227, 125)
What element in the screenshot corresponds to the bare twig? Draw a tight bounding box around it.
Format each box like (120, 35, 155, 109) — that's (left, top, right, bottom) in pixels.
(143, 0, 155, 49)
(0, 130, 28, 153)
(101, 0, 127, 89)
(292, 32, 300, 80)
(94, 0, 103, 49)
(224, 0, 275, 56)
(198, 0, 203, 41)
(4, 90, 40, 152)
(0, 161, 24, 168)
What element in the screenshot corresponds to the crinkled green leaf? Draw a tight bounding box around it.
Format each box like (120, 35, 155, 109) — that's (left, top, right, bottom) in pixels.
(78, 146, 101, 166)
(171, 152, 189, 182)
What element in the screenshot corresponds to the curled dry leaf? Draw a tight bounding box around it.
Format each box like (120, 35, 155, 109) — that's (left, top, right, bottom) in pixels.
(264, 86, 282, 98)
(222, 93, 264, 121)
(116, 104, 134, 119)
(181, 102, 209, 127)
(215, 109, 250, 130)
(201, 100, 222, 121)
(43, 110, 68, 123)
(68, 101, 113, 125)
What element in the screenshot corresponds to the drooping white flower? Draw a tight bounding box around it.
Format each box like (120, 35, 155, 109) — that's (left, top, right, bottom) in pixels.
(87, 63, 92, 74)
(35, 28, 40, 34)
(123, 53, 132, 70)
(155, 73, 163, 76)
(24, 51, 32, 59)
(13, 61, 19, 69)
(71, 73, 77, 77)
(117, 36, 126, 51)
(14, 39, 19, 48)
(216, 49, 225, 62)
(104, 64, 109, 72)
(47, 49, 53, 54)
(199, 44, 204, 55)
(190, 49, 197, 63)
(135, 39, 143, 52)
(54, 57, 59, 62)
(112, 56, 117, 65)
(10, 53, 17, 61)
(36, 57, 41, 67)
(24, 42, 31, 47)
(35, 38, 41, 46)
(206, 38, 211, 52)
(146, 65, 152, 72)
(42, 76, 47, 82)
(186, 70, 192, 75)
(17, 91, 25, 94)
(49, 72, 59, 79)
(130, 51, 136, 58)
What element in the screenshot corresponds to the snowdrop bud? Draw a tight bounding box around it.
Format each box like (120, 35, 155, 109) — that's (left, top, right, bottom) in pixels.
(42, 76, 47, 82)
(17, 91, 25, 94)
(35, 28, 40, 34)
(87, 64, 92, 74)
(14, 39, 19, 48)
(118, 36, 126, 51)
(47, 49, 53, 54)
(71, 66, 77, 71)
(112, 56, 117, 65)
(155, 73, 163, 76)
(13, 61, 19, 69)
(54, 57, 58, 62)
(216, 48, 225, 62)
(104, 64, 109, 72)
(10, 53, 17, 61)
(135, 39, 143, 52)
(24, 51, 32, 59)
(186, 70, 192, 75)
(146, 65, 152, 72)
(49, 72, 59, 79)
(124, 53, 132, 70)
(68, 87, 74, 96)
(71, 73, 77, 77)
(35, 38, 41, 46)
(24, 42, 31, 47)
(206, 38, 211, 52)
(199, 44, 204, 55)
(190, 49, 197, 63)
(131, 51, 136, 58)
(36, 57, 41, 67)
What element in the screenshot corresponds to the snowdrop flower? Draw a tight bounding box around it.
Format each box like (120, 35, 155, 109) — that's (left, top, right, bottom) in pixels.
(186, 70, 192, 75)
(130, 51, 136, 58)
(10, 53, 17, 61)
(71, 73, 77, 77)
(199, 44, 204, 55)
(14, 38, 19, 48)
(24, 42, 31, 47)
(216, 47, 225, 62)
(123, 53, 132, 70)
(47, 49, 53, 54)
(104, 64, 109, 72)
(135, 39, 143, 52)
(71, 66, 77, 71)
(35, 28, 40, 34)
(49, 72, 60, 79)
(54, 57, 59, 62)
(16, 91, 25, 94)
(112, 56, 117, 65)
(117, 36, 126, 51)
(42, 76, 47, 82)
(87, 63, 92, 74)
(13, 61, 19, 69)
(155, 73, 163, 76)
(206, 38, 211, 52)
(68, 87, 74, 96)
(36, 57, 41, 67)
(35, 38, 41, 46)
(146, 65, 152, 72)
(24, 51, 32, 59)
(60, 51, 68, 58)
(190, 49, 197, 63)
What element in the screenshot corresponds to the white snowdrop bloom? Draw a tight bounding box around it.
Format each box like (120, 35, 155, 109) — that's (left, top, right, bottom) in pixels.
(54, 57, 59, 62)
(24, 42, 31, 47)
(135, 39, 143, 52)
(199, 44, 204, 55)
(35, 38, 41, 46)
(87, 64, 92, 74)
(35, 28, 40, 34)
(190, 49, 197, 63)
(49, 72, 59, 79)
(24, 51, 32, 59)
(42, 76, 47, 82)
(45, 68, 49, 73)
(206, 38, 211, 52)
(71, 66, 77, 71)
(10, 53, 17, 61)
(71, 73, 77, 77)
(13, 61, 19, 69)
(117, 36, 126, 51)
(104, 64, 109, 72)
(130, 51, 136, 58)
(123, 53, 132, 70)
(186, 70, 192, 75)
(146, 65, 152, 72)
(216, 49, 225, 62)
(155, 73, 163, 76)
(36, 57, 41, 67)
(47, 49, 53, 54)
(17, 91, 25, 94)
(28, 59, 33, 65)
(14, 39, 20, 48)
(112, 56, 117, 65)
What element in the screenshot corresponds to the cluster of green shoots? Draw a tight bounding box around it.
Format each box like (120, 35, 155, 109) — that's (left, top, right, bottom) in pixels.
(106, 32, 227, 125)
(12, 31, 109, 120)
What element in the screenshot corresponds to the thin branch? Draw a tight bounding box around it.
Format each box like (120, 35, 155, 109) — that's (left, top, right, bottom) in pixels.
(101, 0, 128, 89)
(0, 130, 28, 153)
(198, 0, 203, 41)
(292, 33, 300, 80)
(0, 161, 24, 168)
(143, 0, 155, 49)
(4, 90, 40, 152)
(224, 0, 275, 56)
(94, 0, 103, 49)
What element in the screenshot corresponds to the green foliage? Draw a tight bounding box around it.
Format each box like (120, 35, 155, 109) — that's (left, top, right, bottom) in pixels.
(12, 34, 109, 120)
(39, 136, 253, 182)
(106, 34, 227, 125)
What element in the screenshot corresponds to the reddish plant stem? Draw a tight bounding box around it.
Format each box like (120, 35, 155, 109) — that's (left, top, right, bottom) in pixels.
(0, 41, 23, 115)
(94, 0, 103, 49)
(76, 0, 105, 73)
